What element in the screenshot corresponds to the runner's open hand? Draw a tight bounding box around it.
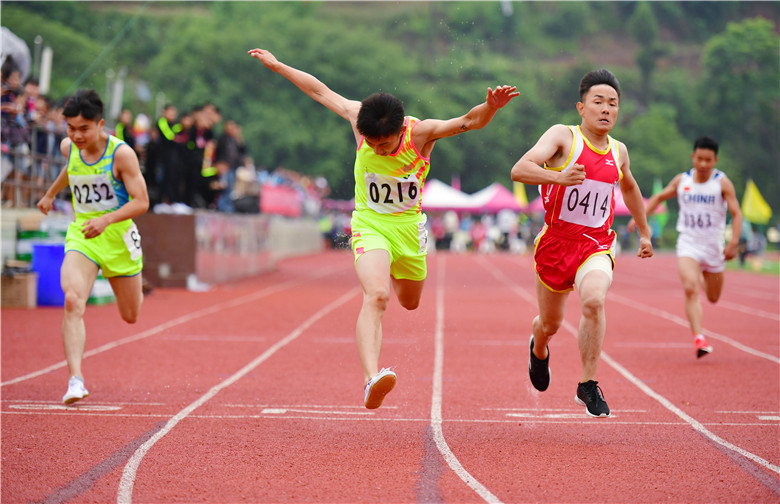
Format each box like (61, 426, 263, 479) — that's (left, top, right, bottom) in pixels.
(486, 85, 520, 109)
(248, 48, 280, 71)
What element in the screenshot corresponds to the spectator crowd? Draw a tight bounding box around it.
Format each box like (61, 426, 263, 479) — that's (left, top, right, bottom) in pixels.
(1, 54, 328, 217)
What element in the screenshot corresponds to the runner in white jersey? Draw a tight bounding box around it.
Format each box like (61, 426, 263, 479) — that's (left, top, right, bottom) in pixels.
(630, 136, 742, 358)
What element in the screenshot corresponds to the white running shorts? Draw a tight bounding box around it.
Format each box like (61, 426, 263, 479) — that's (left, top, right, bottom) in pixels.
(676, 232, 725, 273)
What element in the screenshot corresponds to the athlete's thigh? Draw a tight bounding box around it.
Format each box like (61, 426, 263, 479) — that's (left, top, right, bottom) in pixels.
(355, 249, 392, 295)
(391, 276, 425, 308)
(108, 274, 143, 320)
(677, 256, 702, 288)
(60, 251, 100, 300)
(535, 274, 569, 325)
(701, 270, 725, 301)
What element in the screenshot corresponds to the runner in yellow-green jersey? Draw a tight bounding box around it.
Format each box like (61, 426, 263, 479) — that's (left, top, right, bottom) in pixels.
(249, 48, 519, 409)
(37, 89, 149, 404)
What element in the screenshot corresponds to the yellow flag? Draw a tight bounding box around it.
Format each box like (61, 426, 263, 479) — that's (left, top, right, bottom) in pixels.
(513, 182, 528, 207)
(741, 179, 772, 225)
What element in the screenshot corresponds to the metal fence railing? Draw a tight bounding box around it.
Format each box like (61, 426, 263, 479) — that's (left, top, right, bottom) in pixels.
(1, 125, 69, 209)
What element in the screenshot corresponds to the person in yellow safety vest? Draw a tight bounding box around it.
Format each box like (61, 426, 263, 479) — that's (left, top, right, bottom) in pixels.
(114, 109, 136, 152)
(155, 104, 183, 203)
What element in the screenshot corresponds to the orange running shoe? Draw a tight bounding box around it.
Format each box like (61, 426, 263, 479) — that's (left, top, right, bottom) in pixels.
(695, 334, 713, 358)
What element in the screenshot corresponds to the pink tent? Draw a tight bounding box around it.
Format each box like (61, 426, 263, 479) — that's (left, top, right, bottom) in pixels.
(613, 186, 649, 216)
(528, 195, 545, 213)
(469, 183, 526, 213)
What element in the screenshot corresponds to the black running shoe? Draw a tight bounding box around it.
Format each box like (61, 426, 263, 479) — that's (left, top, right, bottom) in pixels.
(528, 335, 550, 391)
(575, 380, 610, 417)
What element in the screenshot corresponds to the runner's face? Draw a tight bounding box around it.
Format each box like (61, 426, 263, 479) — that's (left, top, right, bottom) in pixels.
(364, 130, 403, 156)
(578, 84, 619, 134)
(692, 148, 717, 176)
(66, 115, 103, 150)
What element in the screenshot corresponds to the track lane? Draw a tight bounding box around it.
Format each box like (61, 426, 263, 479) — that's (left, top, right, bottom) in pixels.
(2, 251, 778, 503)
(437, 252, 779, 502)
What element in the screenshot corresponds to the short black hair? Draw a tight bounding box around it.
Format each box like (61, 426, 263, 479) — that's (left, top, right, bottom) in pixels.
(357, 92, 405, 138)
(693, 136, 718, 155)
(579, 69, 621, 101)
(62, 89, 103, 121)
(1, 56, 19, 81)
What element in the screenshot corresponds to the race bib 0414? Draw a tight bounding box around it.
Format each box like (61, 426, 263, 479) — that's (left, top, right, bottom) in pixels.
(559, 179, 614, 228)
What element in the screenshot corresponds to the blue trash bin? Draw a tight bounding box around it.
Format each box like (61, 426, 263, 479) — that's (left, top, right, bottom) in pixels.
(31, 243, 65, 306)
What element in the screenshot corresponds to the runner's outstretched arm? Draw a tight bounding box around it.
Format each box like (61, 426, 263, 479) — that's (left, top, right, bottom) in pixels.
(248, 48, 360, 125)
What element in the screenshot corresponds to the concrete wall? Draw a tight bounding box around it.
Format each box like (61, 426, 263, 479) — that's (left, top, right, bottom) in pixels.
(3, 210, 323, 288)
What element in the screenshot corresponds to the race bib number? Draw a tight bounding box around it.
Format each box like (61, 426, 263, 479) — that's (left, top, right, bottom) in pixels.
(681, 211, 713, 230)
(559, 179, 614, 228)
(122, 223, 142, 261)
(365, 172, 420, 214)
(70, 173, 119, 214)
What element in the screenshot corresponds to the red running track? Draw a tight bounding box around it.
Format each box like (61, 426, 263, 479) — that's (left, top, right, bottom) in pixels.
(2, 250, 779, 503)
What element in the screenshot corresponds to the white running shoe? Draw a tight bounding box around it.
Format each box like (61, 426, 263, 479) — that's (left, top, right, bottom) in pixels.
(62, 376, 89, 405)
(364, 368, 396, 409)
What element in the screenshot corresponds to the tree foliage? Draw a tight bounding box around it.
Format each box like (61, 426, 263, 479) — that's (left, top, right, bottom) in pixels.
(2, 1, 778, 211)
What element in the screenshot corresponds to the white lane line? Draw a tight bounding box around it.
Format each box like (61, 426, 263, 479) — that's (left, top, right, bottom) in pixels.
(478, 256, 780, 476)
(116, 287, 360, 504)
(600, 350, 780, 474)
(259, 408, 373, 416)
(718, 300, 779, 321)
(2, 266, 343, 387)
(608, 292, 780, 364)
(430, 255, 502, 504)
(3, 409, 776, 427)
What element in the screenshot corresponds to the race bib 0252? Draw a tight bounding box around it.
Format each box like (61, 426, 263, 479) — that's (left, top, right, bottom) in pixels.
(69, 173, 120, 214)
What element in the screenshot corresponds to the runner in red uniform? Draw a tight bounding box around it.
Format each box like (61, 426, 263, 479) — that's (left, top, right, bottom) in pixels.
(510, 69, 653, 417)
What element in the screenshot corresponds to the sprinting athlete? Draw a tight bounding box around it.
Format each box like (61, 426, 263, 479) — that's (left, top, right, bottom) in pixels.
(248, 47, 519, 409)
(630, 136, 742, 358)
(37, 89, 149, 404)
(511, 69, 653, 418)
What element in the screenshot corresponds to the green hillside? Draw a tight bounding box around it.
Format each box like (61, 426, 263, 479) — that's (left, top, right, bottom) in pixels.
(2, 1, 778, 218)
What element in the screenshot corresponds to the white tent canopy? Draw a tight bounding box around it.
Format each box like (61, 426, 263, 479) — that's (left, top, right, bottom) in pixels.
(421, 178, 475, 211)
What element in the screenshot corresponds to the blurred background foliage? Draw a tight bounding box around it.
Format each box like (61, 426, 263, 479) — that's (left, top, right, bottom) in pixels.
(3, 1, 778, 216)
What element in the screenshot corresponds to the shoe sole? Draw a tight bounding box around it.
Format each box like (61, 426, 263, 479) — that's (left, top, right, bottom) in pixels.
(364, 374, 396, 409)
(63, 392, 88, 405)
(574, 395, 610, 418)
(528, 335, 550, 392)
(696, 346, 713, 358)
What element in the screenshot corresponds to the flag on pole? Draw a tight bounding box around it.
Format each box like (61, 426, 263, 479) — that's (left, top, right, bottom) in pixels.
(513, 182, 528, 207)
(650, 177, 669, 231)
(741, 179, 772, 225)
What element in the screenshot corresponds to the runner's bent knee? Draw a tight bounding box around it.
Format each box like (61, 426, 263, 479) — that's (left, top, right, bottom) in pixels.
(363, 287, 391, 311)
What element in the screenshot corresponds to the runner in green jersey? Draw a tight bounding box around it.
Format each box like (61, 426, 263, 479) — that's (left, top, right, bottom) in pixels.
(249, 48, 519, 408)
(37, 89, 149, 404)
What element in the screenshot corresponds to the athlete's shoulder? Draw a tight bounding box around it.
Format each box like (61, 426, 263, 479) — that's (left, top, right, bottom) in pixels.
(712, 168, 727, 180)
(59, 137, 72, 156)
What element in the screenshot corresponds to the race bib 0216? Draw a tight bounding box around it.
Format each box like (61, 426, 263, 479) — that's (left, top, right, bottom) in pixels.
(365, 172, 420, 214)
